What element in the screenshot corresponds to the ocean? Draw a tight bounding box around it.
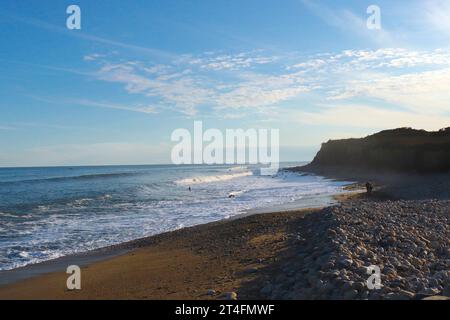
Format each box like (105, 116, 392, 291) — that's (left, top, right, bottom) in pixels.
(0, 163, 350, 271)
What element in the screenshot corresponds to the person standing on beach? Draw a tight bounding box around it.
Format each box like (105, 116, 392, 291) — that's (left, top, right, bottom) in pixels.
(365, 182, 373, 194)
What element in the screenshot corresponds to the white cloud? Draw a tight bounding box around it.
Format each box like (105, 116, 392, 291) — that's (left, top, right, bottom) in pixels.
(187, 52, 278, 71)
(69, 99, 158, 114)
(215, 86, 308, 109)
(423, 0, 450, 36)
(84, 47, 450, 122)
(29, 95, 158, 115)
(299, 0, 395, 46)
(293, 104, 450, 131)
(93, 53, 309, 115)
(97, 63, 213, 116)
(83, 53, 105, 61)
(290, 59, 327, 70)
(330, 68, 450, 114)
(8, 13, 175, 60)
(290, 48, 450, 72)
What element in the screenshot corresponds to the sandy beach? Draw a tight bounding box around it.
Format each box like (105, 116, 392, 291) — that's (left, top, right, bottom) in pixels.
(2, 0, 450, 304)
(0, 173, 448, 300)
(0, 205, 323, 299)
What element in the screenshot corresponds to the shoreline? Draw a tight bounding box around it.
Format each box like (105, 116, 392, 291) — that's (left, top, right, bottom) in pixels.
(0, 205, 327, 299)
(288, 166, 450, 200)
(0, 172, 447, 300)
(0, 184, 356, 287)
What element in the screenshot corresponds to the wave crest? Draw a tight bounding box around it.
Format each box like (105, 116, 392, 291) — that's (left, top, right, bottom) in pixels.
(175, 171, 252, 185)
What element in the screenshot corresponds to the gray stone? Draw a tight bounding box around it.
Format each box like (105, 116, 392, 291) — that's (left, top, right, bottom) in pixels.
(224, 292, 238, 300)
(395, 289, 415, 299)
(420, 288, 440, 296)
(442, 284, 450, 297)
(260, 284, 273, 297)
(207, 289, 216, 296)
(244, 267, 259, 274)
(343, 289, 358, 300)
(339, 258, 353, 268)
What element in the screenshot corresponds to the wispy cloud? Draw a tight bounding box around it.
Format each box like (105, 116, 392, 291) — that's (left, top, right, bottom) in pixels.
(6, 122, 91, 130)
(329, 68, 450, 114)
(423, 0, 450, 36)
(83, 53, 106, 62)
(291, 48, 450, 72)
(92, 53, 309, 116)
(2, 12, 174, 60)
(67, 99, 158, 114)
(183, 51, 278, 71)
(299, 0, 395, 46)
(29, 95, 158, 115)
(292, 104, 450, 131)
(85, 47, 450, 122)
(0, 58, 94, 77)
(96, 63, 213, 116)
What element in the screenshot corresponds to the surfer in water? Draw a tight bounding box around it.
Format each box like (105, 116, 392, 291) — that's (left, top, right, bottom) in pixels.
(188, 186, 191, 192)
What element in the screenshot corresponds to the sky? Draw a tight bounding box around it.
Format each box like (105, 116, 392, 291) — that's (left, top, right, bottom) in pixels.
(0, 0, 449, 167)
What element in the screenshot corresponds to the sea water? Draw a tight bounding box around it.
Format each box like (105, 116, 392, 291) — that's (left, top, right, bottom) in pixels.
(0, 163, 349, 270)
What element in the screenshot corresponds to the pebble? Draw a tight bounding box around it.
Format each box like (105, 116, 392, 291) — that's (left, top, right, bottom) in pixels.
(224, 292, 238, 300)
(339, 258, 353, 268)
(244, 267, 259, 274)
(343, 289, 358, 300)
(268, 199, 449, 300)
(260, 284, 273, 297)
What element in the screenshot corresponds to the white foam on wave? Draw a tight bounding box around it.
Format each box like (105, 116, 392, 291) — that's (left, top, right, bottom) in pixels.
(0, 212, 16, 218)
(175, 171, 253, 185)
(228, 166, 247, 171)
(37, 205, 51, 212)
(0, 212, 33, 219)
(4, 250, 66, 271)
(228, 190, 246, 197)
(0, 167, 352, 271)
(71, 198, 94, 206)
(19, 251, 30, 258)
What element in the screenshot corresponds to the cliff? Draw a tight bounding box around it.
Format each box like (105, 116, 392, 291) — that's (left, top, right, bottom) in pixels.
(300, 127, 450, 174)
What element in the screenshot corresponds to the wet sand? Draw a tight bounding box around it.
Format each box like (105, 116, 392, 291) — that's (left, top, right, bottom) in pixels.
(0, 207, 323, 299)
(1, 173, 447, 300)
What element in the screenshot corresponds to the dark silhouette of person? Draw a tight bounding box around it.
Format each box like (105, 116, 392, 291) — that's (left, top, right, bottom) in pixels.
(365, 182, 373, 195)
(188, 186, 191, 192)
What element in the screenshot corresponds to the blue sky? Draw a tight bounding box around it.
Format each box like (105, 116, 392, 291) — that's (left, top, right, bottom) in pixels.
(1, 0, 450, 167)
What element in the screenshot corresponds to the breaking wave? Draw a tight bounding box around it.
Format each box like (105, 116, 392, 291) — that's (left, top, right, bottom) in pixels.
(175, 171, 253, 185)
